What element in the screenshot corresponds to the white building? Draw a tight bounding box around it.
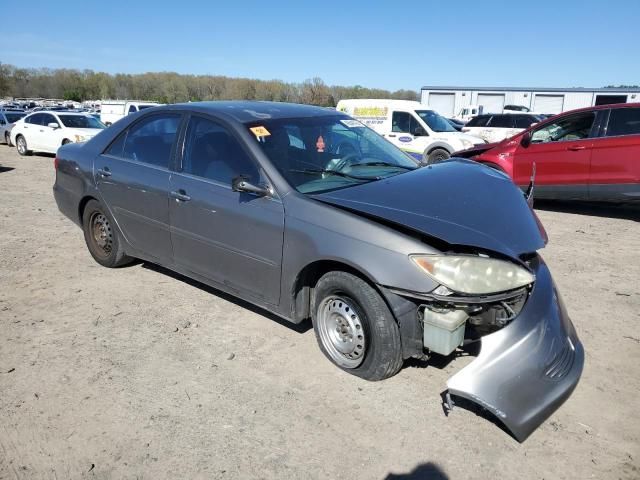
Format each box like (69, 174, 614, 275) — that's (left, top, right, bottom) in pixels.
(420, 86, 640, 117)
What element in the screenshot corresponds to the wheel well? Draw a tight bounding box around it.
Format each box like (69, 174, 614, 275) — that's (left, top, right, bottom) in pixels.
(78, 196, 97, 224)
(291, 260, 376, 322)
(426, 146, 451, 156)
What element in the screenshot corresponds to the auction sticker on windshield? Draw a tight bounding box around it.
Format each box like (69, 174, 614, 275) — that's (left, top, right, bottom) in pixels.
(250, 126, 271, 137)
(341, 119, 365, 128)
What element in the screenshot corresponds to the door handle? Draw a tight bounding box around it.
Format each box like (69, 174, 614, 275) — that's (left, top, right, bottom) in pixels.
(387, 134, 397, 138)
(567, 145, 586, 151)
(170, 190, 191, 202)
(97, 167, 111, 177)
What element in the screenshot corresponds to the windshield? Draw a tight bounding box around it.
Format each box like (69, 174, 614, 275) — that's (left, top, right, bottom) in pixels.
(5, 113, 25, 123)
(250, 115, 418, 194)
(415, 110, 456, 132)
(58, 115, 106, 129)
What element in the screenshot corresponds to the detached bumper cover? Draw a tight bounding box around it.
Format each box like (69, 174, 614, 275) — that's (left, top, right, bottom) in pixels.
(447, 258, 584, 442)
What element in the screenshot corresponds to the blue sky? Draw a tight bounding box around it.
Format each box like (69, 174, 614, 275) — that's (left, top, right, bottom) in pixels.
(4, 0, 638, 91)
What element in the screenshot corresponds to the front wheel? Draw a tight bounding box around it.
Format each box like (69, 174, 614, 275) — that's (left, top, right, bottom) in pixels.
(424, 148, 450, 165)
(312, 271, 403, 381)
(4, 132, 11, 146)
(16, 135, 32, 156)
(82, 199, 133, 268)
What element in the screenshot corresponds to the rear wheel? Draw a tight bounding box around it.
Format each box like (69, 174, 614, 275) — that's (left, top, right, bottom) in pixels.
(82, 199, 132, 268)
(4, 132, 11, 146)
(424, 148, 450, 165)
(16, 135, 32, 156)
(312, 271, 403, 381)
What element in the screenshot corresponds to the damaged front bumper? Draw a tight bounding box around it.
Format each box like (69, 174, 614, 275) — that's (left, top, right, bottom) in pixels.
(446, 258, 584, 441)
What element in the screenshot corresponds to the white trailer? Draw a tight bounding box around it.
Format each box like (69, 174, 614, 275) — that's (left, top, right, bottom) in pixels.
(100, 100, 161, 126)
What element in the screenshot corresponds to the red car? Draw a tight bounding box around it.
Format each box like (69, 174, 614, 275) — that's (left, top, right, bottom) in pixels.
(456, 103, 640, 202)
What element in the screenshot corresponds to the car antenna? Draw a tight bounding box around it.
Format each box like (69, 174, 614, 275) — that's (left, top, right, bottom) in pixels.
(525, 162, 536, 207)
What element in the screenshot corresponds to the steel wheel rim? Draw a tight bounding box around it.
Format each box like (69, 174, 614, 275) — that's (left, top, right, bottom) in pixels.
(17, 137, 26, 154)
(90, 211, 113, 258)
(317, 295, 366, 368)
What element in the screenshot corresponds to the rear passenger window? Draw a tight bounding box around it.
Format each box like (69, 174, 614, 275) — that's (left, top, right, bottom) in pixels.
(466, 115, 491, 127)
(105, 131, 127, 157)
(121, 114, 181, 168)
(488, 115, 514, 128)
(182, 116, 259, 185)
(514, 115, 537, 129)
(606, 108, 640, 137)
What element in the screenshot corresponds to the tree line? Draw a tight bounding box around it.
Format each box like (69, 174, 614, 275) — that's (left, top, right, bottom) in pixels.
(0, 63, 418, 106)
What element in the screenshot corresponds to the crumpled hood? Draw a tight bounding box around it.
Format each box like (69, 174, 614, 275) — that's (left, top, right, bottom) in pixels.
(314, 159, 545, 259)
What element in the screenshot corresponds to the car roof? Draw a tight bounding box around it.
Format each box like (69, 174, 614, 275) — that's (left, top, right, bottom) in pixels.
(162, 101, 343, 123)
(552, 102, 640, 116)
(27, 110, 87, 116)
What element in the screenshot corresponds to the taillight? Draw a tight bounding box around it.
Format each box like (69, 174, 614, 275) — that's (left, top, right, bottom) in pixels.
(54, 156, 59, 170)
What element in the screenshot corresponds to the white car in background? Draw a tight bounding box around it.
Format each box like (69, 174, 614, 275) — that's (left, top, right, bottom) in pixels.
(0, 110, 27, 146)
(11, 111, 106, 156)
(461, 113, 542, 143)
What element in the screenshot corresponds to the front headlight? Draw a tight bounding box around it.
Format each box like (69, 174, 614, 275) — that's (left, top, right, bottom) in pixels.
(460, 138, 472, 149)
(74, 134, 87, 142)
(410, 254, 535, 295)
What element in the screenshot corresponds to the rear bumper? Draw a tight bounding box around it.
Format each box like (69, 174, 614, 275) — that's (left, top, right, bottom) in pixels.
(447, 258, 584, 441)
(53, 183, 82, 227)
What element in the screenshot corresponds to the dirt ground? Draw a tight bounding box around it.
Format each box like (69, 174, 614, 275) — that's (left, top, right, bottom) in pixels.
(0, 145, 638, 480)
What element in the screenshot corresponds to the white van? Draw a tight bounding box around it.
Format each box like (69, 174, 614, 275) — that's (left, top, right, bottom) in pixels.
(454, 105, 483, 122)
(336, 99, 484, 163)
(100, 100, 161, 126)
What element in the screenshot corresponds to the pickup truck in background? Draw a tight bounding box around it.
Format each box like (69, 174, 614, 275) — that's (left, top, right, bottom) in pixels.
(100, 100, 161, 126)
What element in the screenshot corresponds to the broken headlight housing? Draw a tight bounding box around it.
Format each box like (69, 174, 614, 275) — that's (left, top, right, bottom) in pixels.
(410, 254, 535, 295)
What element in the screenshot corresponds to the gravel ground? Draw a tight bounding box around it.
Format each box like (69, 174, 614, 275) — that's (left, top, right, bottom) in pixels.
(0, 146, 639, 480)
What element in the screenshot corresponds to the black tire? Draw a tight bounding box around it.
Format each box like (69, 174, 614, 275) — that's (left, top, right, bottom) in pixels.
(4, 132, 11, 147)
(62, 139, 71, 145)
(312, 271, 403, 381)
(15, 135, 32, 156)
(82, 199, 133, 268)
(424, 148, 450, 165)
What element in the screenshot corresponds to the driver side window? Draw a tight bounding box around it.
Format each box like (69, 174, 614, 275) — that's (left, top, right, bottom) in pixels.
(391, 112, 421, 135)
(531, 112, 595, 144)
(182, 116, 259, 185)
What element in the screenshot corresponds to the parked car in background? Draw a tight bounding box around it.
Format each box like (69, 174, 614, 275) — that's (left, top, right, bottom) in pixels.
(503, 104, 532, 113)
(11, 111, 106, 155)
(455, 103, 640, 202)
(462, 113, 542, 143)
(0, 110, 27, 145)
(337, 99, 484, 163)
(100, 100, 161, 126)
(53, 100, 583, 442)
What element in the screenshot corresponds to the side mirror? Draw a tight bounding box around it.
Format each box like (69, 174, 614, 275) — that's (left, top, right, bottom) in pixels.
(412, 126, 427, 137)
(232, 176, 270, 197)
(48, 122, 60, 129)
(520, 131, 532, 148)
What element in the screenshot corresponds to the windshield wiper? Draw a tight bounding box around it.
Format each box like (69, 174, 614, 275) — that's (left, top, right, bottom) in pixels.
(290, 169, 379, 181)
(348, 161, 415, 170)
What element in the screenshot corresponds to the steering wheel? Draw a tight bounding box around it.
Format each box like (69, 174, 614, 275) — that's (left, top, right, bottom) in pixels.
(329, 152, 360, 172)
